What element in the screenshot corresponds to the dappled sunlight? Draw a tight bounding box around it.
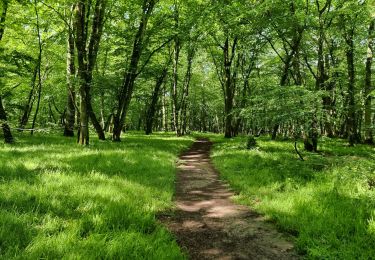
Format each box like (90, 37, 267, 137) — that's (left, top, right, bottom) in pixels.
(212, 136, 375, 259)
(0, 134, 193, 259)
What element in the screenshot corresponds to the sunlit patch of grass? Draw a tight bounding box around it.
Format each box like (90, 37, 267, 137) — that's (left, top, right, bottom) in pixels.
(0, 132, 193, 259)
(211, 135, 375, 259)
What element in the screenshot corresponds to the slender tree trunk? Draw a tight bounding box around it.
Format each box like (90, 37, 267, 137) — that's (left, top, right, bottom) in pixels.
(145, 68, 168, 135)
(345, 29, 358, 146)
(31, 0, 43, 136)
(364, 19, 374, 144)
(19, 64, 38, 130)
(179, 46, 195, 135)
(64, 22, 76, 137)
(112, 0, 155, 141)
(78, 86, 89, 145)
(74, 0, 107, 145)
(172, 37, 181, 136)
(162, 86, 168, 132)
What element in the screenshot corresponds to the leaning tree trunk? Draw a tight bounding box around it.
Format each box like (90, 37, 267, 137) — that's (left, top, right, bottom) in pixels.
(112, 0, 155, 141)
(87, 96, 105, 140)
(19, 64, 38, 130)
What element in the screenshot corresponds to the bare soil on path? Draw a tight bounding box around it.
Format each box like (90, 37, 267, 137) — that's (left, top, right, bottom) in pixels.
(159, 139, 299, 260)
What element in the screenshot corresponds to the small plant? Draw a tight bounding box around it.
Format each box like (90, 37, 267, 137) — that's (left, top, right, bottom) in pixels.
(246, 135, 257, 149)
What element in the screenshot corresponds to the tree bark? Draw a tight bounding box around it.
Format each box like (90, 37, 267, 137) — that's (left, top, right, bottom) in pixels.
(112, 0, 155, 141)
(0, 0, 13, 143)
(364, 19, 374, 144)
(19, 64, 38, 130)
(0, 97, 13, 143)
(345, 28, 358, 146)
(74, 0, 107, 145)
(223, 36, 238, 138)
(145, 68, 168, 135)
(64, 11, 76, 137)
(30, 0, 43, 136)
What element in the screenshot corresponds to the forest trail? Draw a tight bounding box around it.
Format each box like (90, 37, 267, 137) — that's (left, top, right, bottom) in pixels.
(159, 139, 299, 260)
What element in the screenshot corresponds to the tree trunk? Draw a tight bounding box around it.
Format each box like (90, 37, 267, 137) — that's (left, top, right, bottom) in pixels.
(364, 19, 374, 144)
(64, 16, 76, 137)
(19, 64, 38, 130)
(74, 0, 107, 145)
(179, 45, 195, 136)
(145, 68, 168, 135)
(0, 97, 13, 143)
(0, 0, 13, 143)
(30, 0, 43, 136)
(112, 0, 155, 141)
(223, 36, 238, 138)
(78, 87, 89, 145)
(345, 29, 358, 146)
(88, 99, 105, 140)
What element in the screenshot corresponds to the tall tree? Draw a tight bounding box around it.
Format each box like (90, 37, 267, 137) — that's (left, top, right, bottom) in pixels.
(0, 0, 13, 143)
(112, 0, 156, 141)
(64, 5, 76, 137)
(364, 18, 374, 144)
(74, 0, 107, 145)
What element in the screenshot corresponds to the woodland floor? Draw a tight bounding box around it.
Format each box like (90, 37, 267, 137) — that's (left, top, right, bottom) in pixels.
(159, 139, 299, 260)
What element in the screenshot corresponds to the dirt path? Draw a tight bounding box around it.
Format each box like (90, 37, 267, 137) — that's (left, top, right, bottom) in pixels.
(159, 139, 299, 260)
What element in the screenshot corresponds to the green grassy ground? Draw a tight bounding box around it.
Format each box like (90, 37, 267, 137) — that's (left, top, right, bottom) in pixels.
(210, 135, 375, 259)
(0, 132, 193, 259)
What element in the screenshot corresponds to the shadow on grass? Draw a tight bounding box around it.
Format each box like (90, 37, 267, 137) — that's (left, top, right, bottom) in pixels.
(211, 136, 375, 259)
(264, 189, 375, 259)
(0, 133, 193, 259)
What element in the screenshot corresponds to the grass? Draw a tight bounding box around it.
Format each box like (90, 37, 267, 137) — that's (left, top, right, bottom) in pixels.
(209, 135, 375, 259)
(0, 132, 193, 259)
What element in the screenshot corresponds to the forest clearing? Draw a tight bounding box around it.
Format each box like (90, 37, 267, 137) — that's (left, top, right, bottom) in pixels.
(1, 0, 375, 259)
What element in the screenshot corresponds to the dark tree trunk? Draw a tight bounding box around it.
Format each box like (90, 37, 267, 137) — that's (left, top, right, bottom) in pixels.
(30, 0, 43, 136)
(364, 19, 374, 144)
(0, 1, 13, 143)
(0, 97, 13, 143)
(88, 99, 105, 140)
(74, 0, 107, 145)
(179, 45, 195, 136)
(145, 68, 168, 135)
(345, 29, 358, 146)
(19, 65, 38, 130)
(223, 36, 238, 138)
(112, 0, 155, 141)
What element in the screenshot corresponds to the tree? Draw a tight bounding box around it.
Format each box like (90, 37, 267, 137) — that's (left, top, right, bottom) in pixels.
(364, 18, 374, 144)
(0, 0, 14, 143)
(112, 0, 156, 141)
(74, 0, 107, 145)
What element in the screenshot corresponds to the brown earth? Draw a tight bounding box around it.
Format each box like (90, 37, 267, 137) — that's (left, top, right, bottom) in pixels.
(159, 139, 299, 260)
